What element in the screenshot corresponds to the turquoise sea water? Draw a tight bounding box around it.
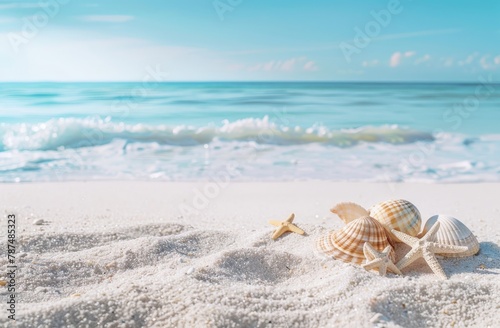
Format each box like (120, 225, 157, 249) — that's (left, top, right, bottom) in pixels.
(1, 82, 499, 182)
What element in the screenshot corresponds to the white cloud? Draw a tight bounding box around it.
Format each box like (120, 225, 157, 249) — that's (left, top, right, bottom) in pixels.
(390, 51, 417, 67)
(0, 32, 211, 81)
(303, 60, 318, 71)
(479, 55, 500, 70)
(281, 58, 298, 71)
(441, 57, 454, 67)
(458, 52, 479, 66)
(362, 59, 379, 67)
(414, 54, 430, 65)
(81, 15, 135, 23)
(0, 29, 321, 81)
(263, 61, 275, 71)
(465, 53, 478, 64)
(389, 52, 402, 67)
(479, 55, 494, 70)
(455, 53, 500, 70)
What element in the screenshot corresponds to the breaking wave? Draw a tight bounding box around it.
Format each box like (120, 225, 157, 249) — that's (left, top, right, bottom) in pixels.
(0, 116, 435, 151)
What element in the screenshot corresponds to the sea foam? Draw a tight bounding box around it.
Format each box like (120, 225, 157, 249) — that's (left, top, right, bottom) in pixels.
(0, 116, 435, 151)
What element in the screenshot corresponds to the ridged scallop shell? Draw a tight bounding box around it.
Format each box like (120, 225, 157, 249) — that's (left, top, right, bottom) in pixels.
(331, 202, 369, 224)
(419, 215, 479, 257)
(369, 199, 421, 242)
(316, 216, 395, 265)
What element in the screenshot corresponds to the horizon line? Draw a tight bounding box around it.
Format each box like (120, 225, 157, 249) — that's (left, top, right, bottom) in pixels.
(0, 80, 498, 84)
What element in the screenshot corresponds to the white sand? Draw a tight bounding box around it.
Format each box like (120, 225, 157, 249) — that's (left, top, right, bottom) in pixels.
(1, 182, 499, 327)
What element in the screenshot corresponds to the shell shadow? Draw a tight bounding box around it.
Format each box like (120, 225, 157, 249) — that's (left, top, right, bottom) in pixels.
(392, 241, 500, 277)
(439, 241, 500, 276)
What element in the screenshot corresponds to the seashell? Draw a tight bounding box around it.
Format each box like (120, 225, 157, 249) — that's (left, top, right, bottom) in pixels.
(419, 215, 479, 257)
(369, 199, 421, 242)
(331, 202, 369, 224)
(316, 216, 395, 265)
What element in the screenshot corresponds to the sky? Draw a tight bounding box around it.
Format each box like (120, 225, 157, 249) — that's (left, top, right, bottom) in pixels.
(0, 0, 499, 82)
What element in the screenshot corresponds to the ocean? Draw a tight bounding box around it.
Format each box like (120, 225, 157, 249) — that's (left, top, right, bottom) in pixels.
(1, 82, 499, 182)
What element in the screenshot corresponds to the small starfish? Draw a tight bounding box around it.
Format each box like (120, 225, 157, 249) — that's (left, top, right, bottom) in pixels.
(268, 213, 304, 240)
(362, 243, 402, 276)
(392, 222, 468, 279)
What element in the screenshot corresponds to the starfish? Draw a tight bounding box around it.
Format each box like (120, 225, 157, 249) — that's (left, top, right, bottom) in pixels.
(362, 243, 402, 276)
(268, 213, 305, 240)
(391, 222, 468, 279)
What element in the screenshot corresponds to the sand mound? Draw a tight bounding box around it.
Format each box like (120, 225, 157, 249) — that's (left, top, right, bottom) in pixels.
(371, 281, 496, 327)
(194, 248, 303, 284)
(2, 182, 500, 327)
(5, 221, 498, 328)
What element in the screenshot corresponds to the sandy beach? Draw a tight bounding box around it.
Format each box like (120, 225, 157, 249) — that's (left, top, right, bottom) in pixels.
(1, 181, 499, 327)
(2, 1, 498, 327)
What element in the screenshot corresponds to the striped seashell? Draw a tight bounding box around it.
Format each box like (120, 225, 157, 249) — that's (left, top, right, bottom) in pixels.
(369, 199, 421, 242)
(419, 215, 479, 257)
(316, 216, 395, 265)
(330, 202, 369, 224)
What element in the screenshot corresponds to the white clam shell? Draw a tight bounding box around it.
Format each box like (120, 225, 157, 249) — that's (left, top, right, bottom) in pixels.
(420, 215, 479, 257)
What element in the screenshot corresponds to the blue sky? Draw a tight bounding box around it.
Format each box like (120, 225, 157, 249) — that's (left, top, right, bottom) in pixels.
(0, 0, 499, 81)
